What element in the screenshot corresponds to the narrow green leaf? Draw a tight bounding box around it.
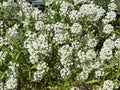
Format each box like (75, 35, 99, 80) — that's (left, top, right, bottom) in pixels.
(85, 80, 99, 84)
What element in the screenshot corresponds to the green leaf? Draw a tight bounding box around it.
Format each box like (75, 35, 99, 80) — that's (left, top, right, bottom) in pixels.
(104, 63, 114, 69)
(0, 72, 5, 80)
(85, 80, 100, 84)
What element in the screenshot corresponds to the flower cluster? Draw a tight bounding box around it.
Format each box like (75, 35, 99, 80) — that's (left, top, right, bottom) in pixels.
(0, 0, 119, 89)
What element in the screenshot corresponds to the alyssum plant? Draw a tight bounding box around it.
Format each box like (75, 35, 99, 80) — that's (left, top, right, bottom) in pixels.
(0, 0, 119, 90)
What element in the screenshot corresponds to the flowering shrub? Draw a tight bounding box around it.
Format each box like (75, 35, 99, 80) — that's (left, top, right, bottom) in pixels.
(0, 0, 119, 90)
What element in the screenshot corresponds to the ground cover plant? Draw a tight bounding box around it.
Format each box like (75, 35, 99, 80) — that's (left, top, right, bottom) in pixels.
(0, 0, 120, 90)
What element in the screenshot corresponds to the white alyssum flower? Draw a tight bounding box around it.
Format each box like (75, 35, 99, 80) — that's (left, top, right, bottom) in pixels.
(90, 61, 103, 69)
(33, 71, 43, 82)
(0, 82, 4, 90)
(37, 61, 49, 73)
(53, 22, 69, 44)
(0, 37, 4, 47)
(60, 67, 71, 79)
(45, 0, 55, 6)
(102, 80, 114, 90)
(8, 24, 19, 38)
(71, 40, 81, 50)
(103, 39, 114, 49)
(24, 32, 51, 64)
(100, 47, 112, 60)
(53, 32, 69, 44)
(115, 38, 120, 49)
(58, 45, 73, 67)
(6, 62, 19, 78)
(103, 24, 114, 34)
(70, 23, 82, 34)
(102, 11, 116, 24)
(2, 2, 9, 7)
(87, 38, 97, 48)
(86, 49, 96, 60)
(6, 77, 18, 90)
(29, 54, 38, 64)
(108, 2, 117, 11)
(70, 86, 80, 90)
(35, 21, 44, 31)
(77, 71, 89, 81)
(79, 3, 105, 21)
(17, 10, 22, 17)
(95, 68, 104, 78)
(32, 8, 44, 20)
(59, 1, 73, 16)
(77, 50, 86, 63)
(69, 10, 79, 22)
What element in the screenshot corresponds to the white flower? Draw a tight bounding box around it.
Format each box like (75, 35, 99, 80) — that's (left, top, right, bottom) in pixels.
(0, 82, 4, 90)
(17, 10, 22, 17)
(86, 49, 96, 60)
(8, 24, 19, 38)
(0, 37, 4, 47)
(108, 2, 117, 11)
(87, 38, 97, 48)
(70, 23, 82, 34)
(58, 45, 73, 67)
(77, 50, 86, 63)
(95, 68, 104, 78)
(69, 10, 79, 22)
(100, 47, 112, 60)
(70, 86, 80, 90)
(79, 3, 105, 21)
(77, 71, 89, 81)
(103, 39, 114, 49)
(45, 0, 54, 6)
(71, 41, 81, 50)
(33, 71, 43, 82)
(102, 11, 116, 24)
(37, 61, 49, 73)
(60, 67, 71, 79)
(35, 21, 44, 31)
(53, 22, 69, 44)
(6, 77, 18, 90)
(59, 1, 73, 16)
(53, 32, 69, 44)
(115, 38, 120, 49)
(103, 24, 114, 34)
(102, 80, 114, 90)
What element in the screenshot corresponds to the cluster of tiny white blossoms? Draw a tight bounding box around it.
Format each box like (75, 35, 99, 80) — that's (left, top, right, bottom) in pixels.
(5, 62, 19, 90)
(0, 37, 9, 47)
(0, 0, 119, 89)
(103, 24, 114, 34)
(8, 24, 19, 38)
(0, 51, 7, 63)
(70, 86, 80, 90)
(70, 23, 82, 34)
(102, 0, 117, 24)
(33, 61, 49, 82)
(79, 2, 105, 21)
(53, 22, 69, 45)
(59, 1, 73, 16)
(24, 31, 51, 64)
(58, 45, 73, 79)
(35, 21, 44, 31)
(99, 37, 115, 61)
(102, 80, 114, 90)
